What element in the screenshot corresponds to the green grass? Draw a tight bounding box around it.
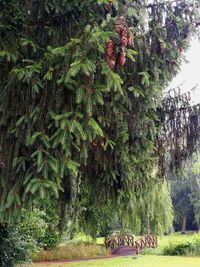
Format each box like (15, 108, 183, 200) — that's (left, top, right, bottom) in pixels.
(60, 233, 95, 246)
(31, 255, 200, 267)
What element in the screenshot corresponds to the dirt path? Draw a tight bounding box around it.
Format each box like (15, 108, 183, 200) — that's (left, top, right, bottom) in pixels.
(32, 255, 122, 265)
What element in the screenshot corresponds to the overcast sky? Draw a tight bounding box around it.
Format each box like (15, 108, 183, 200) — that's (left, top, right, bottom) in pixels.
(169, 39, 200, 105)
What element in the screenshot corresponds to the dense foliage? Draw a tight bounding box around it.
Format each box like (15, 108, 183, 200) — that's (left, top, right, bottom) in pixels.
(0, 224, 37, 267)
(163, 234, 200, 256)
(0, 207, 62, 266)
(0, 0, 200, 235)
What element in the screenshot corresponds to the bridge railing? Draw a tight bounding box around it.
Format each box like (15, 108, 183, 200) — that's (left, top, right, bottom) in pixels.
(105, 234, 158, 254)
(135, 234, 158, 255)
(105, 234, 135, 250)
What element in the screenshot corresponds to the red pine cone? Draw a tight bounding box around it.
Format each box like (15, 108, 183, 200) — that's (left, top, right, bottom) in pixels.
(115, 23, 124, 33)
(115, 15, 126, 32)
(118, 16, 125, 23)
(115, 20, 125, 33)
(120, 30, 128, 46)
(106, 39, 114, 57)
(120, 30, 128, 45)
(108, 53, 116, 69)
(121, 36, 128, 46)
(107, 39, 114, 48)
(121, 29, 128, 37)
(119, 50, 126, 65)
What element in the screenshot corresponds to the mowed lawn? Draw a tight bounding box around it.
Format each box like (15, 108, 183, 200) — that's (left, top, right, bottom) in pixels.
(32, 255, 200, 267)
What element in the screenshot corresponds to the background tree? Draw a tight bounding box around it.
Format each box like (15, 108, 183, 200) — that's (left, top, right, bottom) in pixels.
(0, 0, 199, 235)
(170, 155, 200, 233)
(171, 178, 192, 233)
(189, 158, 200, 231)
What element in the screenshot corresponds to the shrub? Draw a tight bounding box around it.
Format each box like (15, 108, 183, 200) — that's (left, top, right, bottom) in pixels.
(40, 227, 61, 250)
(190, 234, 200, 255)
(163, 242, 191, 255)
(0, 224, 37, 267)
(37, 195, 62, 249)
(0, 208, 62, 265)
(162, 234, 200, 256)
(15, 208, 61, 250)
(16, 208, 47, 246)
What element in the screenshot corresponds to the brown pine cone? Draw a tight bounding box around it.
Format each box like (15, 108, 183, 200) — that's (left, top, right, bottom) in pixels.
(121, 36, 128, 47)
(118, 16, 125, 23)
(119, 50, 126, 65)
(108, 53, 116, 69)
(115, 23, 124, 33)
(106, 39, 114, 56)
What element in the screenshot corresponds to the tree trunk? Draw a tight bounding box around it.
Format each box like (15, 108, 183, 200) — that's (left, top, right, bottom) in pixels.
(147, 216, 151, 234)
(140, 217, 146, 235)
(181, 216, 187, 234)
(197, 222, 200, 233)
(58, 175, 72, 233)
(0, 223, 9, 238)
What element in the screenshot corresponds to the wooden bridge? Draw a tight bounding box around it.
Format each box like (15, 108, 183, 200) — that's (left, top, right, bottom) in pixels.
(105, 234, 158, 256)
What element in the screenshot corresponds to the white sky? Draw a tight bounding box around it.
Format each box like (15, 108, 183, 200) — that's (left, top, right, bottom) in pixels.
(169, 39, 200, 105)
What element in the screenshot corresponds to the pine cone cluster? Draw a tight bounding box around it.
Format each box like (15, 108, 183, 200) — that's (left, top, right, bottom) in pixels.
(116, 16, 133, 47)
(106, 15, 134, 68)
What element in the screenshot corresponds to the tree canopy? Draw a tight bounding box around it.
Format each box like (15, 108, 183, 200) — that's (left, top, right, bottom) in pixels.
(0, 0, 200, 233)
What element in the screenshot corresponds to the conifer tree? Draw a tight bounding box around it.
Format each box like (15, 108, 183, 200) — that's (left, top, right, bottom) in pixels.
(0, 0, 199, 232)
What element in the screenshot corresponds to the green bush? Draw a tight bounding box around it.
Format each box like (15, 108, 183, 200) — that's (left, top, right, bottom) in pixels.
(40, 227, 61, 250)
(162, 234, 200, 256)
(189, 234, 200, 256)
(0, 207, 62, 265)
(163, 242, 191, 255)
(37, 195, 62, 249)
(0, 209, 46, 266)
(15, 208, 61, 250)
(0, 224, 37, 267)
(16, 208, 47, 246)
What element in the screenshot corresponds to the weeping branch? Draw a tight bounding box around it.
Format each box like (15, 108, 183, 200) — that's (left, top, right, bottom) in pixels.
(157, 85, 200, 175)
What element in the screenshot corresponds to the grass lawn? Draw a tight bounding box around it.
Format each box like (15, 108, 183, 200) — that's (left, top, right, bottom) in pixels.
(32, 255, 200, 267)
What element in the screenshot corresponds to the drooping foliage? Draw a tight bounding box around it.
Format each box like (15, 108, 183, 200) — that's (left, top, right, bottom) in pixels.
(157, 85, 200, 176)
(119, 179, 174, 235)
(0, 0, 199, 234)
